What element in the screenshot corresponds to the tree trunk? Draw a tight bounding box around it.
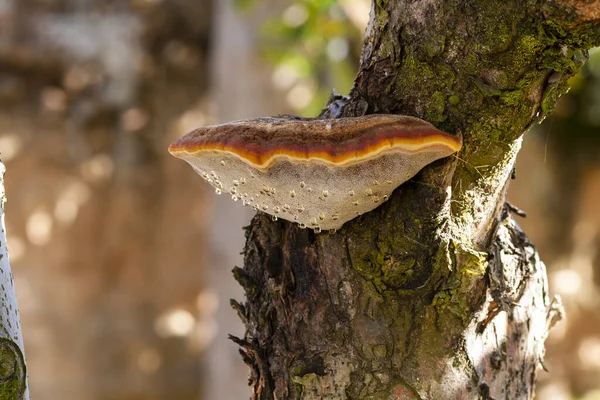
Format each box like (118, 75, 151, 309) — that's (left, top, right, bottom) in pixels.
(232, 1, 600, 399)
(0, 161, 28, 400)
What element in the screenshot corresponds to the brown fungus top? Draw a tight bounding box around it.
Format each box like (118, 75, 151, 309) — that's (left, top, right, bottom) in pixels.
(169, 114, 461, 169)
(169, 114, 462, 231)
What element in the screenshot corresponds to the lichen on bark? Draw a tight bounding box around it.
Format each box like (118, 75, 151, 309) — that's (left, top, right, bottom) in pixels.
(0, 339, 26, 399)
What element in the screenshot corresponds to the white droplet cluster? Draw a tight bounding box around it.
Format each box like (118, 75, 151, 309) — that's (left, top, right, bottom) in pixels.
(178, 145, 451, 231)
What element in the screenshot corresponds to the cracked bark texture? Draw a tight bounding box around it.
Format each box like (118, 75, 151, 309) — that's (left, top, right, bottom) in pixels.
(233, 1, 600, 399)
(0, 161, 28, 400)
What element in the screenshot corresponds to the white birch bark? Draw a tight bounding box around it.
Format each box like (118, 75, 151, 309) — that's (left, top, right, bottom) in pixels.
(0, 160, 28, 399)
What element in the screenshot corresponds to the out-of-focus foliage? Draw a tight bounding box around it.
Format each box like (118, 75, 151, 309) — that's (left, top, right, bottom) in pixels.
(552, 48, 600, 161)
(534, 47, 600, 261)
(236, 0, 368, 116)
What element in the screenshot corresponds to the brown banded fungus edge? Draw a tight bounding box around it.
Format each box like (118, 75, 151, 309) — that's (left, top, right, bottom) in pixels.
(168, 114, 462, 231)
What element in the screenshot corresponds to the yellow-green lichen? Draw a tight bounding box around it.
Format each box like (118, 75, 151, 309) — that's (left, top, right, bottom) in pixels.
(431, 242, 488, 321)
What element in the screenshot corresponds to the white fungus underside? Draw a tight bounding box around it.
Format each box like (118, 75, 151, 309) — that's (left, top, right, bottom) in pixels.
(178, 147, 452, 231)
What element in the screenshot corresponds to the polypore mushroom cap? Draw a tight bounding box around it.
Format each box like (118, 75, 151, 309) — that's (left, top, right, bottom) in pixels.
(168, 114, 461, 231)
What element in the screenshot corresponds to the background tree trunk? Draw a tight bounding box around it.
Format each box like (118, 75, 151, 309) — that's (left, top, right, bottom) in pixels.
(0, 161, 28, 400)
(1, 1, 215, 398)
(234, 1, 600, 398)
(202, 0, 291, 399)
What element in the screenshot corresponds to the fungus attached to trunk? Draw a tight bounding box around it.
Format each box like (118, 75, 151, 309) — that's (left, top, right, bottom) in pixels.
(168, 114, 461, 231)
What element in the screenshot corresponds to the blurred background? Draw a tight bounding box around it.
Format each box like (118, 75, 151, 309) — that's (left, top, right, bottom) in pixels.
(0, 0, 598, 399)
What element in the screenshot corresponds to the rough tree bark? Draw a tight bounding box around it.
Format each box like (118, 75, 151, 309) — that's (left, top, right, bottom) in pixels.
(232, 1, 600, 399)
(0, 161, 28, 400)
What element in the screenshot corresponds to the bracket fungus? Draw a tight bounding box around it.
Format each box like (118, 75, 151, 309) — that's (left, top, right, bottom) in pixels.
(168, 114, 462, 231)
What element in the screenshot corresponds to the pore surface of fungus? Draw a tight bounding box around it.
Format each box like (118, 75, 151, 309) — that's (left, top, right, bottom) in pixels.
(168, 114, 462, 231)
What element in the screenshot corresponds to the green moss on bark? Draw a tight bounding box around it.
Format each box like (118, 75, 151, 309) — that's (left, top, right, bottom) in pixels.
(0, 339, 26, 400)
